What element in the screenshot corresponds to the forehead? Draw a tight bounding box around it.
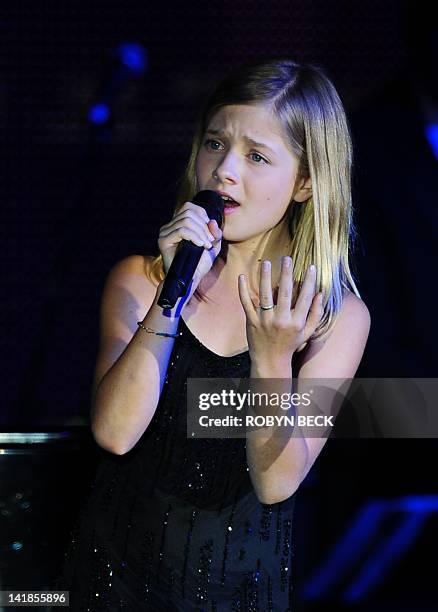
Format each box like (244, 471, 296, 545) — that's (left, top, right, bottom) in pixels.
(206, 104, 287, 146)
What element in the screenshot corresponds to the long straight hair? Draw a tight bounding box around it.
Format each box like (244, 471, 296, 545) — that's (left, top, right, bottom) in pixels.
(148, 58, 360, 339)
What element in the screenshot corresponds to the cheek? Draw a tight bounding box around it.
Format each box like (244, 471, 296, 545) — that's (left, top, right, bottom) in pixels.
(257, 176, 293, 209)
(261, 188, 290, 212)
(267, 177, 295, 211)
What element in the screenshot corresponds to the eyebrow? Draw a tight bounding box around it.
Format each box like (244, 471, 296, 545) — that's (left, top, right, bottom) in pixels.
(205, 129, 278, 157)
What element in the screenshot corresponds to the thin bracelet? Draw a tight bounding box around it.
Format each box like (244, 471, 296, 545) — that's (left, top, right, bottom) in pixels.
(137, 321, 182, 339)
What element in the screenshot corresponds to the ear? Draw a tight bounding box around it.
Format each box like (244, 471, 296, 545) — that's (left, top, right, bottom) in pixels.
(293, 176, 312, 203)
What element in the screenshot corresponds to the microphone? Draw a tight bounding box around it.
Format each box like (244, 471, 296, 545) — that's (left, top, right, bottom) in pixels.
(157, 190, 225, 309)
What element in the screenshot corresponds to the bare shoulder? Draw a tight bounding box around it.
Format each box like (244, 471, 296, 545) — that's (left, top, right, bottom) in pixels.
(100, 253, 159, 339)
(105, 254, 158, 293)
(340, 288, 370, 318)
(91, 255, 159, 399)
(296, 289, 371, 378)
(332, 289, 371, 336)
(316, 289, 370, 341)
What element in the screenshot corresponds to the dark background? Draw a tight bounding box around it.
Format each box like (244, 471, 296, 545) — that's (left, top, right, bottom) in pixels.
(1, 0, 411, 426)
(1, 1, 437, 610)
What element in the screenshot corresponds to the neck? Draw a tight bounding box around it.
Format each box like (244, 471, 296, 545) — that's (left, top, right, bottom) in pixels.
(205, 216, 293, 297)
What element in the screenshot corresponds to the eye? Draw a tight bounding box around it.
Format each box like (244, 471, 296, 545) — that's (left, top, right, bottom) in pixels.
(204, 139, 223, 151)
(249, 152, 268, 165)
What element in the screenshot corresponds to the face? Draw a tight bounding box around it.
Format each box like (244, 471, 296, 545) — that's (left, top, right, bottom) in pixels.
(195, 103, 303, 242)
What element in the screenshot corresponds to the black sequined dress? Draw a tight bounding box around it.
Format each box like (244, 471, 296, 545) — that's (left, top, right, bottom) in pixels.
(57, 316, 297, 611)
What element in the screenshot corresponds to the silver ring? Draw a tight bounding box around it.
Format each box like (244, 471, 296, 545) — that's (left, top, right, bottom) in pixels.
(260, 304, 274, 310)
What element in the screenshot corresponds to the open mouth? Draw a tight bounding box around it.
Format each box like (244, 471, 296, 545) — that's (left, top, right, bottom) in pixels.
(221, 196, 240, 208)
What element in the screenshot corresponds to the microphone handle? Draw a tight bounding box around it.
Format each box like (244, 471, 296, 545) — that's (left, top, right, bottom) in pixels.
(157, 240, 204, 309)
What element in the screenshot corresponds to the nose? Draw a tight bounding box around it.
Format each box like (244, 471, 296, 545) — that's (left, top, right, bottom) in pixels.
(213, 150, 240, 184)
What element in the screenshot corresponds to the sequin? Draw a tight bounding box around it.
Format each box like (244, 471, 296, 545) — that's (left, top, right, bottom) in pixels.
(221, 499, 238, 586)
(182, 508, 199, 598)
(196, 538, 213, 605)
(275, 503, 283, 555)
(259, 505, 273, 542)
(158, 503, 172, 581)
(280, 519, 292, 592)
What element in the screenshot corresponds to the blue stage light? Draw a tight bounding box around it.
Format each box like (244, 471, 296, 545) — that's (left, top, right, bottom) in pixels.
(343, 513, 427, 602)
(400, 495, 438, 512)
(425, 123, 438, 161)
(88, 103, 110, 125)
(301, 500, 386, 600)
(301, 495, 438, 602)
(118, 43, 147, 75)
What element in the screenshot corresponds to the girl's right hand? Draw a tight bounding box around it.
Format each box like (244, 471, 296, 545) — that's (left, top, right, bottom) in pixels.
(158, 201, 223, 290)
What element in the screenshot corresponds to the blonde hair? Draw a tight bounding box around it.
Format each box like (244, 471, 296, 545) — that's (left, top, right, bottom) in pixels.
(148, 57, 360, 340)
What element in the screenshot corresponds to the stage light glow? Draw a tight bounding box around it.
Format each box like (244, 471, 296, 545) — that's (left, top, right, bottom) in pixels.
(301, 495, 438, 602)
(343, 513, 427, 602)
(118, 43, 147, 75)
(88, 103, 110, 124)
(425, 123, 438, 160)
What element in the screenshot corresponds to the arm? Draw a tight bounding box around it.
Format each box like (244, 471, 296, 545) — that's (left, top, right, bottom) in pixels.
(90, 255, 189, 455)
(246, 291, 371, 504)
(91, 203, 223, 455)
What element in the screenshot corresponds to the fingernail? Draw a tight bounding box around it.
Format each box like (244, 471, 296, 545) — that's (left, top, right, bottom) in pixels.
(262, 260, 270, 271)
(283, 256, 291, 268)
(309, 264, 316, 272)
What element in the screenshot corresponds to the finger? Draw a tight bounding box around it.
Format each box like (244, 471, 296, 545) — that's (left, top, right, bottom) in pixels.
(208, 219, 222, 241)
(259, 260, 274, 313)
(170, 209, 214, 242)
(303, 292, 325, 339)
(177, 201, 210, 224)
(168, 210, 211, 234)
(209, 221, 222, 255)
(238, 274, 258, 325)
(160, 217, 213, 247)
(159, 226, 211, 249)
(294, 265, 317, 325)
(276, 256, 293, 313)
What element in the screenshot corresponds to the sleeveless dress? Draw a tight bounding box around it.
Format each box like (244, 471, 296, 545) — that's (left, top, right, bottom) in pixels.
(56, 315, 297, 611)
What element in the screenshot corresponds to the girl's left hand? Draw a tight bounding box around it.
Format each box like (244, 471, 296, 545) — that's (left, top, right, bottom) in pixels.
(238, 256, 325, 368)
